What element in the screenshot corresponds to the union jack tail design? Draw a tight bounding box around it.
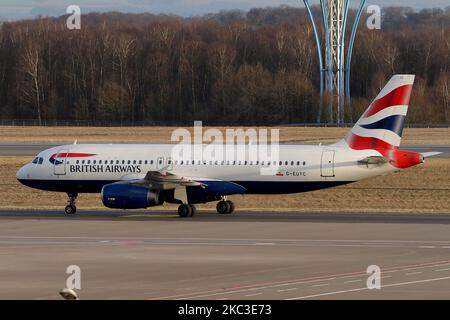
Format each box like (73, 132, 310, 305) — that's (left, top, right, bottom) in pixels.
(346, 74, 414, 150)
(338, 75, 422, 168)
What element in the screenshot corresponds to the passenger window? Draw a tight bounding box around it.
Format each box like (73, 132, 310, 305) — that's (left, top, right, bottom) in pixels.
(93, 160, 96, 164)
(291, 161, 294, 166)
(297, 161, 300, 166)
(82, 160, 85, 164)
(76, 160, 79, 164)
(150, 160, 154, 165)
(139, 160, 142, 165)
(303, 161, 306, 166)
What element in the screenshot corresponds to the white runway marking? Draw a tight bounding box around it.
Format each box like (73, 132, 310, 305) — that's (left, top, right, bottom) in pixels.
(344, 279, 362, 284)
(435, 268, 450, 272)
(277, 288, 297, 292)
(165, 261, 450, 300)
(312, 283, 329, 287)
(244, 293, 262, 297)
(288, 276, 450, 300)
(406, 272, 422, 276)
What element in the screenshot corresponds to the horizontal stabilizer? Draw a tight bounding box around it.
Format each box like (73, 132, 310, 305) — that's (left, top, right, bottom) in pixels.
(421, 152, 443, 158)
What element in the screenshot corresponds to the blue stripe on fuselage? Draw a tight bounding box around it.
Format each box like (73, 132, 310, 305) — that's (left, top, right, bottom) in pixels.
(17, 178, 352, 195)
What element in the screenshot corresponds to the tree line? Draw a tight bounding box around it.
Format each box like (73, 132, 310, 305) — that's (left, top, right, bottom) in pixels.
(0, 6, 448, 125)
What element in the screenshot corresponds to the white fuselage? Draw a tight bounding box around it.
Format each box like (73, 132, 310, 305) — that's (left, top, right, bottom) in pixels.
(17, 143, 393, 195)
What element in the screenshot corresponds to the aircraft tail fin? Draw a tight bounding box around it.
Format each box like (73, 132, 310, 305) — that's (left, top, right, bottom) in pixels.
(335, 75, 426, 169)
(337, 74, 415, 151)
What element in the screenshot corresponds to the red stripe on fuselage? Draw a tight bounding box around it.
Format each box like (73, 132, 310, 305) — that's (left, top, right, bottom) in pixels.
(53, 153, 97, 158)
(364, 85, 412, 118)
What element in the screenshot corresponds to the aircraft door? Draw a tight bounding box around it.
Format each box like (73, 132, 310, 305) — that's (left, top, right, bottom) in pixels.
(321, 150, 335, 177)
(53, 150, 68, 175)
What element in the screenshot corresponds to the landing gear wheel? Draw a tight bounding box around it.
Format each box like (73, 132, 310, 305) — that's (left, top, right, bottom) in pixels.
(65, 193, 78, 215)
(188, 204, 197, 217)
(65, 205, 76, 215)
(216, 200, 231, 214)
(178, 204, 193, 218)
(226, 200, 235, 214)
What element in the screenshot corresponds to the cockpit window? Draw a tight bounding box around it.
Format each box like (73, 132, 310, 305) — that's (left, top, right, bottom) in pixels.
(32, 157, 44, 165)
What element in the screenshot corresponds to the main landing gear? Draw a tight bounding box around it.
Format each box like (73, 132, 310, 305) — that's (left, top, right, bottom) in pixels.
(216, 200, 235, 214)
(178, 203, 196, 218)
(177, 199, 235, 217)
(65, 193, 78, 215)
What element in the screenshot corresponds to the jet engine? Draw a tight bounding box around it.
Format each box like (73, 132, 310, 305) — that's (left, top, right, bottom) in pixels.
(101, 183, 163, 209)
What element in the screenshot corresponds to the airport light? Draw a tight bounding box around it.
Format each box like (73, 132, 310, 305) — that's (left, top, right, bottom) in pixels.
(302, 0, 366, 124)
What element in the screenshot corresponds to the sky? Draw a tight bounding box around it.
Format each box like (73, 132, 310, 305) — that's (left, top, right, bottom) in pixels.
(0, 0, 448, 21)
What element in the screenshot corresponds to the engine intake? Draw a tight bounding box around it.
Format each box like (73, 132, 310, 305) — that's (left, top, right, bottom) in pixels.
(101, 183, 163, 209)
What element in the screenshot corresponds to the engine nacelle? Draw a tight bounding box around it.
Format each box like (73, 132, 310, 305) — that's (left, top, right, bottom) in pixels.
(101, 183, 163, 209)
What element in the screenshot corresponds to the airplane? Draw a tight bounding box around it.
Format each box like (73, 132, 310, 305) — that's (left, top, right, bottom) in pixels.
(16, 75, 441, 217)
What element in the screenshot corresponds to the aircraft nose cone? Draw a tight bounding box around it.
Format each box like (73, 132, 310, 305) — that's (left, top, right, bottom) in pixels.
(16, 165, 28, 182)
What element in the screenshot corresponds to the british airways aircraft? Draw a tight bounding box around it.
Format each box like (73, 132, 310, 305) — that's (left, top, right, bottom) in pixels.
(16, 75, 440, 217)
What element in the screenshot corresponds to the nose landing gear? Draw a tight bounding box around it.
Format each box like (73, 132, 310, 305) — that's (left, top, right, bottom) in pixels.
(65, 193, 78, 215)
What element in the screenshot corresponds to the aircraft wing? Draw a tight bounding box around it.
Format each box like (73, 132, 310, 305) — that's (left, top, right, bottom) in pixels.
(142, 170, 207, 189)
(123, 170, 207, 190)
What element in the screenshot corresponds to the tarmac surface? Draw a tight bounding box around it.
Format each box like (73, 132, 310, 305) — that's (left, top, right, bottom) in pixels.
(1, 143, 449, 299)
(0, 210, 449, 299)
